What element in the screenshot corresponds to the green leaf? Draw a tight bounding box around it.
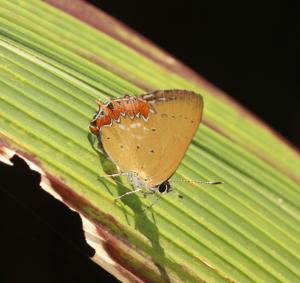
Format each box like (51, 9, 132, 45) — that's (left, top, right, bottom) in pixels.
(1, 1, 300, 282)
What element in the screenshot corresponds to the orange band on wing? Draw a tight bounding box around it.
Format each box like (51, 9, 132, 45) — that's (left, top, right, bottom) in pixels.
(90, 96, 151, 135)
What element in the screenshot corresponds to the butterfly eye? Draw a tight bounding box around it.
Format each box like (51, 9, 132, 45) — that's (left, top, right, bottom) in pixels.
(158, 181, 171, 194)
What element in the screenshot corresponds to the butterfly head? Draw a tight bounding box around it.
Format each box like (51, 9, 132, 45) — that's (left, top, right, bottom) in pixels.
(122, 172, 172, 195)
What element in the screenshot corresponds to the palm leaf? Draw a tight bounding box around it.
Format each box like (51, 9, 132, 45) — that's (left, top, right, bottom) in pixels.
(1, 1, 300, 282)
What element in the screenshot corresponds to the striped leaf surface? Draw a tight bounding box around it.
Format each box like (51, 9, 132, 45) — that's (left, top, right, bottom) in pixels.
(0, 1, 300, 282)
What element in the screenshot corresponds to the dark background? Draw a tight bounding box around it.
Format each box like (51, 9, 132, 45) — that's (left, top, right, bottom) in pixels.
(91, 0, 300, 148)
(0, 156, 119, 283)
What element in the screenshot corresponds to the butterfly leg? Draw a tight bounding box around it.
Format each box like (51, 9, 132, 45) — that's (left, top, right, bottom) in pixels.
(115, 188, 142, 200)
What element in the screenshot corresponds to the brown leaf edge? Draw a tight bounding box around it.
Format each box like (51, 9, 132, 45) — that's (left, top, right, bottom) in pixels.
(0, 139, 162, 283)
(1, 137, 212, 283)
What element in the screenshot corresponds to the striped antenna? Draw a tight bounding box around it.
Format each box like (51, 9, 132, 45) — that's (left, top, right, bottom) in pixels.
(170, 179, 224, 185)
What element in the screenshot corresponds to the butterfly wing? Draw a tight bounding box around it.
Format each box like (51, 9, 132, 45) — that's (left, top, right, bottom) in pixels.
(101, 90, 203, 187)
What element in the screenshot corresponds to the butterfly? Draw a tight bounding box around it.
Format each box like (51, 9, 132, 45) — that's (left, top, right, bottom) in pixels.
(90, 90, 221, 200)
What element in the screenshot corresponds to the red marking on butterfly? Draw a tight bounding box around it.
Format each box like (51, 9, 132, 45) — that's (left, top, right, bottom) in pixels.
(90, 95, 151, 132)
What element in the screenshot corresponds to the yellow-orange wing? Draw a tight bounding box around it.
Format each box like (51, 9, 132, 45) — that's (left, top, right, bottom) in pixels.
(100, 90, 203, 188)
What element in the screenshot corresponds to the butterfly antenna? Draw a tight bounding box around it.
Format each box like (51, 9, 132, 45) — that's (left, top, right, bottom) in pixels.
(170, 179, 224, 185)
